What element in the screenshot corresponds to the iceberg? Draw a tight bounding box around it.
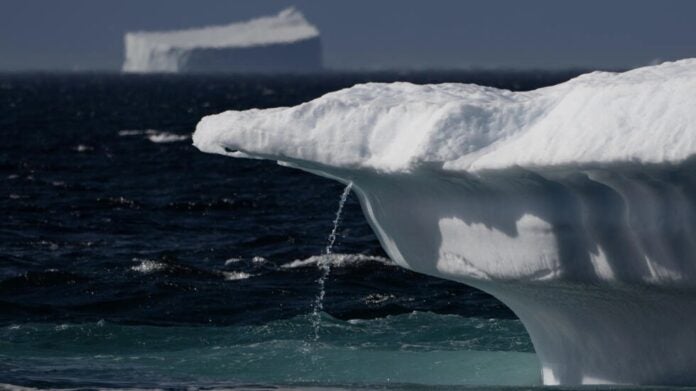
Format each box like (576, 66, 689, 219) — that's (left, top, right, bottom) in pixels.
(193, 59, 696, 385)
(122, 8, 321, 73)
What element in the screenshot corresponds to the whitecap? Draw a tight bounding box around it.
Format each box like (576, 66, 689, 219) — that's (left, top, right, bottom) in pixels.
(362, 293, 396, 305)
(131, 258, 167, 274)
(224, 257, 243, 265)
(119, 129, 190, 143)
(222, 271, 254, 281)
(225, 256, 267, 266)
(146, 130, 190, 143)
(281, 253, 393, 269)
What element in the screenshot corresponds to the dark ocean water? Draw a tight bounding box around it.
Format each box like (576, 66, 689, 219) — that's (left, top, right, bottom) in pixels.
(1, 71, 588, 389)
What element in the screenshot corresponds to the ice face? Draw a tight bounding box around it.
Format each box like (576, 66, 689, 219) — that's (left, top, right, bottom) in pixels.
(193, 59, 696, 385)
(122, 8, 321, 73)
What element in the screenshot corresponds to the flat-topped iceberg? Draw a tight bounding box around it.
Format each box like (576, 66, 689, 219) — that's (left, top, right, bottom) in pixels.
(193, 59, 696, 385)
(123, 8, 322, 73)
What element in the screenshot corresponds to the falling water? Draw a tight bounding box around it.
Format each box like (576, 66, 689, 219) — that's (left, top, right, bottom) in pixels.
(312, 182, 353, 341)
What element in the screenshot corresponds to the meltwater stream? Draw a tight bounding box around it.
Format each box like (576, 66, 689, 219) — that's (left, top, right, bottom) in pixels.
(312, 182, 353, 341)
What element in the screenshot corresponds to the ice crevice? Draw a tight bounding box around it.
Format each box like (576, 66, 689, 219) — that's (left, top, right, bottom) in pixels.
(193, 59, 696, 386)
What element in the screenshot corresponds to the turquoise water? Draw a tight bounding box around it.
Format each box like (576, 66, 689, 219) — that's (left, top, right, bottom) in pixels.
(1, 312, 538, 388)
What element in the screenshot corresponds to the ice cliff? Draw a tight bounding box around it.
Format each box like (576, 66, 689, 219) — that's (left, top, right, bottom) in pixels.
(122, 8, 321, 73)
(193, 59, 696, 385)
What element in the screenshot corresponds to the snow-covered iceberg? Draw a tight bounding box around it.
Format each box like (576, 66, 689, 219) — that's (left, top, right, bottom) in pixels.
(193, 59, 696, 386)
(123, 8, 321, 73)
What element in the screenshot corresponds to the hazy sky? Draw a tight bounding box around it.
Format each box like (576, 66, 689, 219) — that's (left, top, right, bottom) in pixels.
(1, 0, 695, 71)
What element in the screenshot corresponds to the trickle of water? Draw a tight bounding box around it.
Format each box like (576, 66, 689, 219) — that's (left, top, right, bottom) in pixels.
(312, 182, 353, 341)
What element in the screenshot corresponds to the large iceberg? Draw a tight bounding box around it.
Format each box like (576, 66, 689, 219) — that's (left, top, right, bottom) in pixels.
(193, 59, 696, 385)
(123, 8, 322, 74)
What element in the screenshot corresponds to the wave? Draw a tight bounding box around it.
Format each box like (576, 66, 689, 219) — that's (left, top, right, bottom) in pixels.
(130, 259, 167, 274)
(129, 254, 393, 282)
(146, 131, 189, 144)
(281, 253, 393, 269)
(221, 271, 254, 281)
(128, 253, 391, 282)
(130, 257, 254, 281)
(118, 129, 190, 143)
(130, 257, 258, 281)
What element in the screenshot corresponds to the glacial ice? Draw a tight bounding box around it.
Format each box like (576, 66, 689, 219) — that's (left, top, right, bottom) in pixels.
(122, 8, 321, 73)
(193, 59, 696, 385)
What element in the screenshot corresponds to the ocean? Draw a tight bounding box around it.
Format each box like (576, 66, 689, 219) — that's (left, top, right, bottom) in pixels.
(1, 70, 587, 389)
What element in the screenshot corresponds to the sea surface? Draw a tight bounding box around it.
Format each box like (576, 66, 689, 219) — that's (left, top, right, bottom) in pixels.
(0, 70, 645, 390)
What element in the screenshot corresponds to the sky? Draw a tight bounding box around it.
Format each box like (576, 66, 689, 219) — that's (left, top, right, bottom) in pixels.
(1, 0, 695, 71)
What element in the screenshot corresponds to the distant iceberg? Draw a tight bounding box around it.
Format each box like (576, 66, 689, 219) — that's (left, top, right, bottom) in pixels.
(193, 59, 696, 385)
(122, 8, 322, 74)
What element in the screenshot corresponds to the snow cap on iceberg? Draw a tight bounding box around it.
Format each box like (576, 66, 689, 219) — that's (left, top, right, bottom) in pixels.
(193, 59, 696, 172)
